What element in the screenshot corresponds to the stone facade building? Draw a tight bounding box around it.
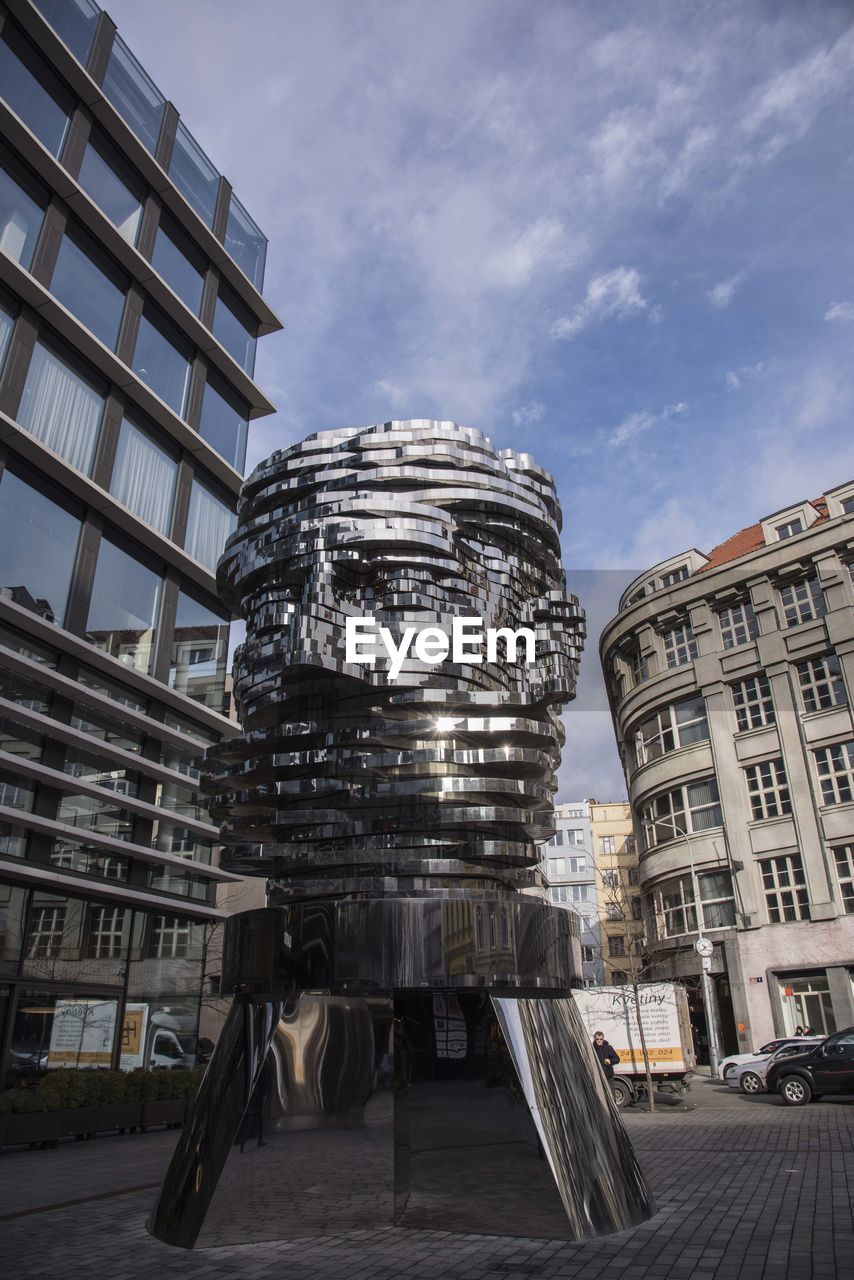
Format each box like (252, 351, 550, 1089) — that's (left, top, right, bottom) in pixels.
(600, 486, 854, 1054)
(540, 801, 603, 985)
(589, 800, 643, 986)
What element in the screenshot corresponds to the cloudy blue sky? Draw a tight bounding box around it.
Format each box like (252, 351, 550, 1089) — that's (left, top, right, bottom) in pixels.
(110, 0, 854, 800)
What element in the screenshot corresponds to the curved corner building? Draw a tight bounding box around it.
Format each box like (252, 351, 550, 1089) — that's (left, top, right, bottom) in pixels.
(600, 485, 854, 1055)
(150, 421, 654, 1248)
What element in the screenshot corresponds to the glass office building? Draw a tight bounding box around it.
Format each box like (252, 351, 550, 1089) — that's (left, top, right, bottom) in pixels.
(0, 0, 281, 1085)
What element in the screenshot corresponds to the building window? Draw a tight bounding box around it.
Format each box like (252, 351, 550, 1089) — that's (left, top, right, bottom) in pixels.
(654, 871, 734, 937)
(699, 870, 736, 928)
(199, 371, 249, 472)
(567, 856, 586, 874)
(57, 792, 134, 842)
(663, 623, 698, 668)
(132, 304, 192, 415)
(608, 936, 626, 957)
(599, 835, 616, 855)
(745, 758, 791, 819)
(813, 741, 854, 806)
(169, 589, 229, 714)
(151, 214, 205, 315)
(601, 870, 619, 889)
(147, 915, 191, 959)
(611, 971, 627, 985)
(101, 34, 166, 155)
(778, 576, 826, 628)
(633, 696, 709, 768)
(797, 654, 847, 713)
(549, 856, 565, 876)
(0, 299, 14, 371)
(567, 829, 586, 846)
(605, 904, 623, 921)
(17, 339, 105, 475)
(475, 905, 483, 948)
(0, 22, 72, 157)
(50, 226, 128, 350)
(842, 497, 854, 515)
(169, 122, 219, 228)
(658, 878, 697, 937)
(110, 417, 177, 535)
(776, 518, 804, 540)
(62, 746, 139, 797)
(213, 284, 257, 375)
(0, 468, 81, 627)
(565, 807, 584, 818)
(85, 537, 161, 674)
(833, 845, 854, 914)
(640, 778, 722, 848)
(717, 600, 759, 649)
(86, 906, 127, 959)
(732, 673, 775, 732)
(660, 565, 689, 587)
(185, 479, 236, 572)
(77, 131, 143, 246)
(225, 194, 267, 291)
(629, 647, 651, 687)
(628, 866, 639, 885)
(0, 151, 46, 269)
(31, 0, 100, 64)
(760, 855, 810, 923)
(49, 839, 129, 881)
(26, 904, 66, 958)
(581, 945, 595, 963)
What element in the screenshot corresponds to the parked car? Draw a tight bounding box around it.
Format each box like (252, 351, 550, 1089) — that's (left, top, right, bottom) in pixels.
(718, 1038, 819, 1080)
(766, 1027, 854, 1106)
(728, 1039, 823, 1094)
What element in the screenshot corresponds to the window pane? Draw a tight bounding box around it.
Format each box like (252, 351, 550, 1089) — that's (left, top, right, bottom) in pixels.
(77, 134, 143, 245)
(225, 194, 267, 290)
(86, 538, 161, 674)
(0, 155, 45, 268)
(213, 285, 256, 374)
(0, 24, 71, 157)
(110, 417, 177, 534)
(0, 886, 27, 976)
(168, 122, 219, 227)
(102, 35, 165, 154)
(0, 469, 80, 625)
(169, 590, 229, 713)
(50, 229, 127, 349)
(132, 305, 191, 414)
(0, 300, 15, 371)
(151, 215, 204, 314)
(17, 340, 104, 474)
(31, 0, 100, 65)
(199, 372, 248, 471)
(185, 480, 236, 571)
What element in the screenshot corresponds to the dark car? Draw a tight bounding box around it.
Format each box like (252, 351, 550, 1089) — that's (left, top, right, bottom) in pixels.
(766, 1027, 854, 1106)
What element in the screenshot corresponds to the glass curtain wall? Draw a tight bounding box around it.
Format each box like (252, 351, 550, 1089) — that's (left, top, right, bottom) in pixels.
(110, 417, 177, 534)
(17, 340, 105, 474)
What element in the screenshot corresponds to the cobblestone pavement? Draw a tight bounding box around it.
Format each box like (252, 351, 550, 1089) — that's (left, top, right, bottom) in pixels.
(1, 1080, 852, 1280)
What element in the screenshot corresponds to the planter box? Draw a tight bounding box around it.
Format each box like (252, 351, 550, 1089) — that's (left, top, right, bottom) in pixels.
(141, 1099, 186, 1129)
(106, 1102, 143, 1132)
(1, 1111, 61, 1148)
(56, 1103, 143, 1137)
(59, 1106, 103, 1139)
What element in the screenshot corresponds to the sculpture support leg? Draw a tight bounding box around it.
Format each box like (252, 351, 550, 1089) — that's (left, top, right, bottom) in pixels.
(493, 996, 654, 1236)
(148, 998, 283, 1248)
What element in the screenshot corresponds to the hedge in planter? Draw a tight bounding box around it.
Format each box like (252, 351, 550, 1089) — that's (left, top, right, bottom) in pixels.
(0, 1066, 205, 1114)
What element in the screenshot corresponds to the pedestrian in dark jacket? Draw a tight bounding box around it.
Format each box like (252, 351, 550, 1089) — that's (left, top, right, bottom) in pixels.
(592, 1030, 620, 1079)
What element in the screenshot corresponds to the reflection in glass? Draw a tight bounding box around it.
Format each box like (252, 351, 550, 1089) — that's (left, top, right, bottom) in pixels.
(225, 194, 267, 290)
(199, 372, 248, 472)
(213, 286, 257, 374)
(57, 791, 135, 842)
(49, 837, 130, 881)
(50, 229, 127, 349)
(151, 214, 205, 314)
(77, 665, 147, 712)
(86, 537, 161, 673)
(0, 301, 14, 370)
(169, 590, 229, 713)
(185, 480, 236, 571)
(169, 122, 219, 228)
(0, 156, 45, 268)
(102, 35, 165, 154)
(0, 714, 43, 763)
(17, 339, 105, 474)
(10, 988, 120, 1077)
(0, 668, 52, 714)
(132, 305, 191, 414)
(148, 864, 215, 903)
(0, 469, 81, 625)
(0, 885, 27, 975)
(31, 0, 100, 64)
(62, 745, 140, 797)
(110, 416, 177, 534)
(70, 700, 143, 753)
(154, 822, 213, 867)
(78, 133, 143, 244)
(0, 776, 35, 813)
(0, 621, 59, 667)
(0, 24, 71, 156)
(0, 819, 28, 859)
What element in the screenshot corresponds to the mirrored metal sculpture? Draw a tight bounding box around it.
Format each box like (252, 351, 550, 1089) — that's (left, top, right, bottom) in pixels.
(149, 420, 653, 1248)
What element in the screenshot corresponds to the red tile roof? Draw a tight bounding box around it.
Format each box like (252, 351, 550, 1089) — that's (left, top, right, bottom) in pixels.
(698, 498, 830, 573)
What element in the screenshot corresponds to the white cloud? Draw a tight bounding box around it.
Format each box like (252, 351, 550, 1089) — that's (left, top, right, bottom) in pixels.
(608, 400, 687, 448)
(373, 378, 407, 405)
(484, 217, 578, 289)
(551, 267, 651, 340)
(825, 301, 854, 323)
(708, 272, 745, 309)
(725, 360, 771, 391)
(511, 401, 545, 427)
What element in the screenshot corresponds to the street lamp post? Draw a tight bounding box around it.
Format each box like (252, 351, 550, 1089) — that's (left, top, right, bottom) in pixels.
(642, 817, 724, 1078)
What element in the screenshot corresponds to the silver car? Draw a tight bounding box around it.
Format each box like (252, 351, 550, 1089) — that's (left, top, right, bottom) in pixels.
(728, 1039, 824, 1094)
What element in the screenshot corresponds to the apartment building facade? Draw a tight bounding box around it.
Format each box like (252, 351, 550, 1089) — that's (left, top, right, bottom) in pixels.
(588, 800, 643, 986)
(540, 801, 603, 985)
(0, 0, 280, 1084)
(600, 486, 854, 1054)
